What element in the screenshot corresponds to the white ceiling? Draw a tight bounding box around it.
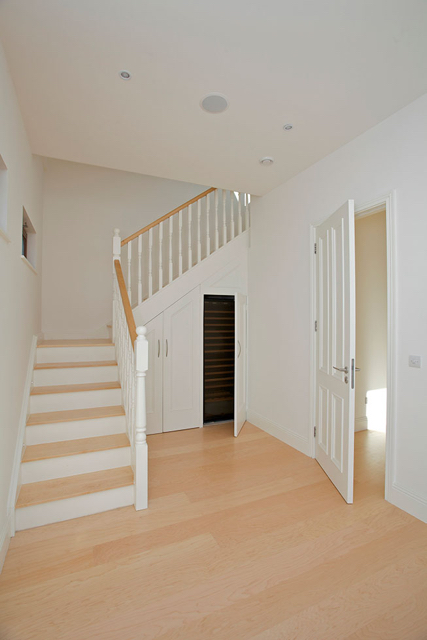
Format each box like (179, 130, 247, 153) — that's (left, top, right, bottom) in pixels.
(1, 0, 427, 196)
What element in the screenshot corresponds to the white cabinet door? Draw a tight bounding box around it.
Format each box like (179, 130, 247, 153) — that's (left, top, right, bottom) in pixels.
(234, 293, 247, 437)
(163, 287, 201, 432)
(145, 314, 163, 435)
(315, 200, 356, 503)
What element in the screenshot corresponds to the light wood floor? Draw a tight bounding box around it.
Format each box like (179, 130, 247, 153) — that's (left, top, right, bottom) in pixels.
(1, 424, 426, 639)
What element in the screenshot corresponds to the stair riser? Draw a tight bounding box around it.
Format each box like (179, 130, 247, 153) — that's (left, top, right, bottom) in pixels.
(15, 485, 134, 531)
(33, 365, 119, 386)
(36, 346, 116, 364)
(30, 388, 122, 413)
(21, 447, 132, 484)
(26, 415, 127, 445)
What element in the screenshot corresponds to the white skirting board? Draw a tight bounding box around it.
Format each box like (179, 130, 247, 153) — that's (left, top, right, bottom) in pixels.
(0, 514, 12, 574)
(389, 482, 427, 524)
(7, 335, 38, 540)
(247, 409, 311, 457)
(355, 416, 368, 432)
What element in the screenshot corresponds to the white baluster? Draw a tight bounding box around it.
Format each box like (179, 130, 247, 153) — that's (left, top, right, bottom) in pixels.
(214, 190, 219, 251)
(135, 325, 148, 511)
(158, 221, 163, 290)
(197, 199, 201, 264)
(246, 193, 251, 229)
(222, 190, 227, 246)
(230, 194, 235, 240)
(188, 204, 192, 269)
(112, 228, 121, 344)
(178, 210, 183, 276)
(206, 193, 211, 256)
(238, 192, 243, 235)
(245, 193, 250, 230)
(137, 234, 143, 305)
(148, 228, 153, 297)
(168, 216, 173, 284)
(127, 240, 132, 301)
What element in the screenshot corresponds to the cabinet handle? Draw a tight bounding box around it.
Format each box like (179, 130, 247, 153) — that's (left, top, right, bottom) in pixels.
(157, 340, 160, 358)
(237, 340, 241, 358)
(166, 339, 168, 357)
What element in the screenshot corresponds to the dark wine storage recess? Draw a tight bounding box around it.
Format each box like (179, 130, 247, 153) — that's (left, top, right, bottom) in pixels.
(203, 295, 235, 424)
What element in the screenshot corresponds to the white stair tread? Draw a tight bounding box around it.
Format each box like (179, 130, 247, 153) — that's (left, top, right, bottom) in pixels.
(34, 360, 117, 370)
(16, 466, 134, 508)
(22, 433, 130, 462)
(31, 381, 121, 396)
(27, 405, 125, 426)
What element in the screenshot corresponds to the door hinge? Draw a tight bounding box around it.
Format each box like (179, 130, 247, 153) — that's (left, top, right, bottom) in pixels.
(314, 426, 317, 438)
(314, 320, 318, 332)
(314, 242, 317, 255)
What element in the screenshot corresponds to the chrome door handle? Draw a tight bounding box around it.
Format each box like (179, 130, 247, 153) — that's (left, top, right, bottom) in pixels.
(237, 340, 241, 358)
(165, 339, 168, 357)
(333, 366, 348, 374)
(157, 339, 160, 358)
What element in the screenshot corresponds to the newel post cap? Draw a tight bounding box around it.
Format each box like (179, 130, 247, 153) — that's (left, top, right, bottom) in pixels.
(113, 228, 120, 237)
(135, 325, 148, 371)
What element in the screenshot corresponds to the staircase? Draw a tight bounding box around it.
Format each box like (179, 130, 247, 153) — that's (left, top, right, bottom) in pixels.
(15, 339, 134, 531)
(14, 186, 249, 531)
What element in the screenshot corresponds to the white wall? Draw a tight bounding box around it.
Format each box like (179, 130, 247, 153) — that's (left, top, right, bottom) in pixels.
(355, 211, 387, 432)
(41, 158, 208, 338)
(0, 40, 44, 563)
(248, 92, 427, 522)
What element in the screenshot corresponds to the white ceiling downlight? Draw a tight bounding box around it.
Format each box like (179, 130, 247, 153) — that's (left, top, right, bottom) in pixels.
(283, 124, 293, 131)
(260, 157, 274, 166)
(200, 93, 229, 114)
(119, 70, 131, 80)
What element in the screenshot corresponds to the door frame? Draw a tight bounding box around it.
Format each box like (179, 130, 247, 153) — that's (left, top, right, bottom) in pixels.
(310, 191, 397, 503)
(199, 291, 247, 428)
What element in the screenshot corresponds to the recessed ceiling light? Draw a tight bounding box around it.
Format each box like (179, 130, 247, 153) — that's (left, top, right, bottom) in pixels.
(260, 157, 274, 166)
(283, 124, 293, 131)
(200, 93, 229, 114)
(119, 70, 131, 80)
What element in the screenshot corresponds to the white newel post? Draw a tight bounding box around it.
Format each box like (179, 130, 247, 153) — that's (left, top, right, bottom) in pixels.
(134, 326, 148, 510)
(112, 228, 121, 343)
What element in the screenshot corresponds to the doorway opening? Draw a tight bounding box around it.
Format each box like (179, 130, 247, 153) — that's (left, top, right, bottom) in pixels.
(355, 208, 387, 434)
(311, 193, 395, 506)
(354, 206, 388, 495)
(203, 295, 235, 424)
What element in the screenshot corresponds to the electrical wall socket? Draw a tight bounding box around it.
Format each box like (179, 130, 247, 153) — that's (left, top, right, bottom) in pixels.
(409, 355, 421, 368)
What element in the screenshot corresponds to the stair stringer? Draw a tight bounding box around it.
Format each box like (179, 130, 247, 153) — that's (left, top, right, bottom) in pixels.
(133, 230, 249, 325)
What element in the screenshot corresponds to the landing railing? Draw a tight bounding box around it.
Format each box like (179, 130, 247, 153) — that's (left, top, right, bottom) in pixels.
(113, 187, 250, 307)
(112, 258, 148, 510)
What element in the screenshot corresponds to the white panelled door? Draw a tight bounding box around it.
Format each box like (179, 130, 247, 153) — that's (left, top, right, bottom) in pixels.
(163, 287, 201, 432)
(234, 292, 247, 437)
(315, 200, 356, 503)
(145, 314, 163, 435)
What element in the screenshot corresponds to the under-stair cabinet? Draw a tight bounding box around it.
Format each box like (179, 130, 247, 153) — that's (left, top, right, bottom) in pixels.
(145, 288, 201, 434)
(144, 286, 247, 435)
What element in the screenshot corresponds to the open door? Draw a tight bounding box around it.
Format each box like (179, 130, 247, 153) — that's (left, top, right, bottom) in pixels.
(234, 292, 247, 437)
(315, 200, 355, 503)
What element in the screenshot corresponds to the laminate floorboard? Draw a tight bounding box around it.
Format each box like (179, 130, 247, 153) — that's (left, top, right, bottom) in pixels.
(0, 423, 426, 639)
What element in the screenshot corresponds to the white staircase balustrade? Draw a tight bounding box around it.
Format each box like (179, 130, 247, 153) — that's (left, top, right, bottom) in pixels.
(117, 188, 250, 305)
(112, 256, 148, 510)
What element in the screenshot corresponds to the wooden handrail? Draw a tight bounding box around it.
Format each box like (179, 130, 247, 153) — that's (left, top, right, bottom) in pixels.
(114, 259, 137, 345)
(121, 187, 216, 246)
